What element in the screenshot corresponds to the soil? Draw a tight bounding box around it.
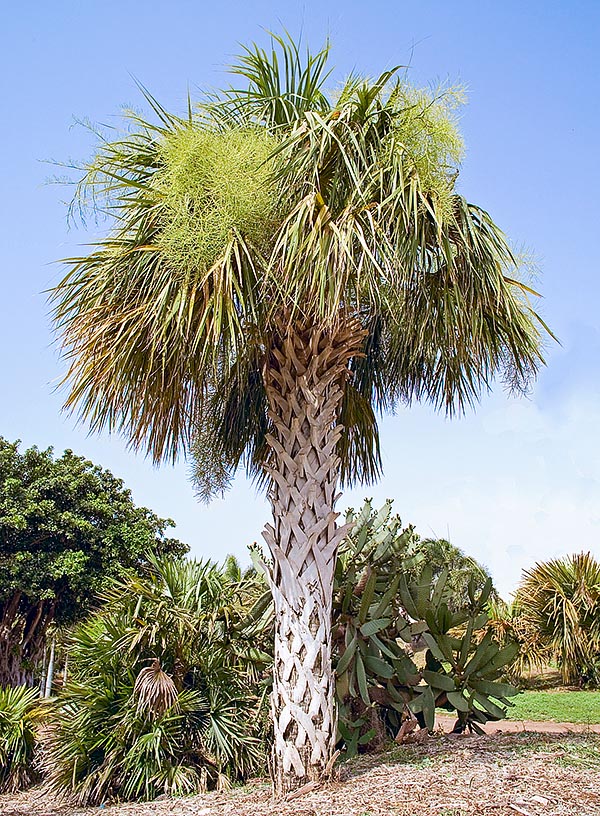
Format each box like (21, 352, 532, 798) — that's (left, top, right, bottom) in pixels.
(1, 725, 599, 816)
(436, 714, 600, 735)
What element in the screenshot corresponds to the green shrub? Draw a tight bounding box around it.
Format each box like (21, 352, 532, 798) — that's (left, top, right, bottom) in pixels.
(45, 556, 267, 804)
(0, 685, 44, 793)
(514, 552, 600, 686)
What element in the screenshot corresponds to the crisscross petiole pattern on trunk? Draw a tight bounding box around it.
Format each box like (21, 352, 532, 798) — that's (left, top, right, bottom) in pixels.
(262, 314, 365, 795)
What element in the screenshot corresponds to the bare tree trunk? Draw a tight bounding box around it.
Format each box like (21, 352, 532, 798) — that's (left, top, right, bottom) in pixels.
(0, 595, 55, 687)
(44, 637, 56, 697)
(262, 316, 364, 795)
(39, 642, 48, 696)
(62, 649, 69, 688)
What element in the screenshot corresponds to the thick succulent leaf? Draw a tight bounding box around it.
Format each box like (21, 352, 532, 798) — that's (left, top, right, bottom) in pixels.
(359, 618, 391, 637)
(446, 691, 470, 712)
(364, 656, 395, 679)
(355, 653, 370, 705)
(421, 686, 436, 730)
(422, 670, 454, 692)
(471, 679, 518, 698)
(472, 693, 507, 720)
(335, 637, 358, 676)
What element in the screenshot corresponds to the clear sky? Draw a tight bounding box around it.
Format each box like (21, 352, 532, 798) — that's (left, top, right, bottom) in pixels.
(1, 1, 599, 598)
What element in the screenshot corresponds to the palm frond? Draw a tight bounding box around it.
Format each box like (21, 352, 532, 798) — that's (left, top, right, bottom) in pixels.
(0, 686, 45, 793)
(134, 659, 178, 716)
(207, 30, 332, 130)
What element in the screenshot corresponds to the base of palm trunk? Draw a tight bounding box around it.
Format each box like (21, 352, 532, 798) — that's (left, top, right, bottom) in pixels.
(270, 579, 336, 795)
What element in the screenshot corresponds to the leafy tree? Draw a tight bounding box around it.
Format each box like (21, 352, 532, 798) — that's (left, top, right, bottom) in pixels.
(51, 33, 548, 792)
(0, 438, 186, 687)
(513, 552, 600, 686)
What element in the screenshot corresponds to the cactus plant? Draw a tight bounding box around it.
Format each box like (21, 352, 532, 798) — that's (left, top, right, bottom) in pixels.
(333, 501, 518, 752)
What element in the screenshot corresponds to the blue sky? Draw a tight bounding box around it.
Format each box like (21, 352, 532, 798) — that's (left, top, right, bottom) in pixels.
(1, 1, 599, 597)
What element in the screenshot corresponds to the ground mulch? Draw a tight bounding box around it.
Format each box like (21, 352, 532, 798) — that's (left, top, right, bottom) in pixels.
(1, 729, 599, 816)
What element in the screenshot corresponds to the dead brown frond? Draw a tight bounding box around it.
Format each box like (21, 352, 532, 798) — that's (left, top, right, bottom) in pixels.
(133, 658, 178, 717)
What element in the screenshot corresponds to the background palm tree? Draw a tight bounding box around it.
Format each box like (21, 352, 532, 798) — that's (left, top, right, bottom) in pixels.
(52, 33, 548, 792)
(418, 537, 498, 610)
(514, 552, 600, 685)
(47, 556, 268, 803)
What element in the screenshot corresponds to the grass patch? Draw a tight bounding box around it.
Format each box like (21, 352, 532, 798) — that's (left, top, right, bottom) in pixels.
(508, 690, 600, 723)
(554, 738, 600, 770)
(385, 744, 436, 768)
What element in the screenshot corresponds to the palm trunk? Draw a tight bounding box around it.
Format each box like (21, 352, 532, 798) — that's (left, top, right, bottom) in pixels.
(262, 316, 364, 795)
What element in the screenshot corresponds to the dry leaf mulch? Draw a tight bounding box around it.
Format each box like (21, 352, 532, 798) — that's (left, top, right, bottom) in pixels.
(1, 731, 599, 816)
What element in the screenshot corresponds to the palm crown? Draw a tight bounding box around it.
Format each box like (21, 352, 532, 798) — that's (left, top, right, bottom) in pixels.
(52, 34, 546, 496)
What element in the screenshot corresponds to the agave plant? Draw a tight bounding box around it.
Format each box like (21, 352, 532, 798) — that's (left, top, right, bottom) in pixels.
(45, 556, 268, 804)
(0, 685, 45, 793)
(514, 552, 600, 685)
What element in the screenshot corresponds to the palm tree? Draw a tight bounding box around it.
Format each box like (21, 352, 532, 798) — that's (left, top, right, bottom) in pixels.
(514, 552, 600, 685)
(47, 556, 268, 803)
(51, 34, 549, 792)
(418, 537, 498, 609)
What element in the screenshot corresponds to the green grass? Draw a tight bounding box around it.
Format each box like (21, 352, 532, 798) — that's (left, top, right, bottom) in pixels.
(493, 733, 600, 769)
(507, 691, 600, 724)
(554, 738, 600, 770)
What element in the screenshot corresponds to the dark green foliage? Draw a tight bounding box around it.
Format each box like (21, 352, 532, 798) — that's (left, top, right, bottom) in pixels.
(45, 556, 266, 804)
(0, 685, 45, 793)
(333, 501, 518, 752)
(0, 438, 186, 687)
